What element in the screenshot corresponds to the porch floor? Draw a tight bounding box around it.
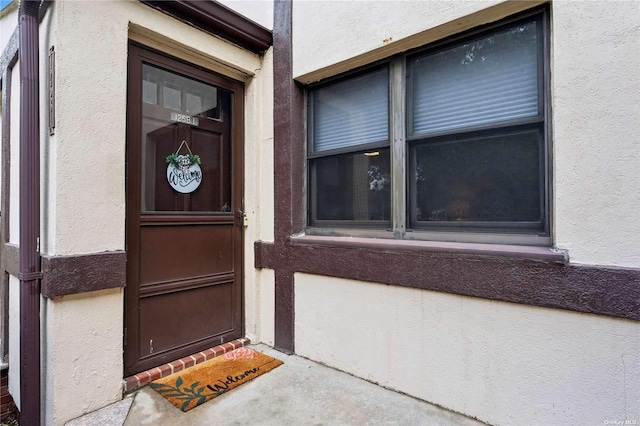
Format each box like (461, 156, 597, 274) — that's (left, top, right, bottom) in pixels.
(67, 344, 483, 425)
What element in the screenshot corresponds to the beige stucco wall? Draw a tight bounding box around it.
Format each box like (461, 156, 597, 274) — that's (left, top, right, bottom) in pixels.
(43, 289, 123, 426)
(0, 1, 17, 47)
(551, 1, 640, 268)
(219, 0, 273, 30)
(292, 0, 640, 269)
(296, 274, 640, 425)
(243, 43, 275, 343)
(7, 276, 19, 410)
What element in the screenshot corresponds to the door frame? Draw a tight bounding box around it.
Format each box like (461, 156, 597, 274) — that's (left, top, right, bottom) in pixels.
(124, 43, 245, 376)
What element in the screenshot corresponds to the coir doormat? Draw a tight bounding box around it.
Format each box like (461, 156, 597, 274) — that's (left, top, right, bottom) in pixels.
(150, 347, 283, 412)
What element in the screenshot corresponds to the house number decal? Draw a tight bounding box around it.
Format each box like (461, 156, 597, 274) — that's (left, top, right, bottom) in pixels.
(166, 140, 202, 194)
(170, 111, 199, 126)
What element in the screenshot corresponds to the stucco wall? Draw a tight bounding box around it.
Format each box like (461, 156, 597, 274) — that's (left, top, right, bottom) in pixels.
(43, 289, 123, 426)
(291, 0, 640, 269)
(219, 0, 273, 31)
(0, 2, 17, 47)
(7, 276, 19, 410)
(8, 57, 18, 245)
(244, 45, 275, 343)
(295, 274, 640, 425)
(551, 1, 640, 268)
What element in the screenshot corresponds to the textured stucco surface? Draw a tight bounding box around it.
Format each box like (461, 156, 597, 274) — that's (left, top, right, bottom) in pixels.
(219, 0, 273, 31)
(0, 3, 17, 47)
(7, 276, 19, 410)
(244, 46, 275, 343)
(293, 0, 499, 79)
(8, 57, 18, 245)
(551, 1, 640, 267)
(43, 289, 123, 426)
(295, 274, 640, 425)
(257, 269, 275, 347)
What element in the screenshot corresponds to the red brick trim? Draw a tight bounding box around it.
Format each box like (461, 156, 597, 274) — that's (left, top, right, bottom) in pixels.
(123, 337, 251, 393)
(0, 368, 17, 422)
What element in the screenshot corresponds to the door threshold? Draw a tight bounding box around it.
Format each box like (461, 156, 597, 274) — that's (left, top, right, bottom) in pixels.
(123, 337, 251, 393)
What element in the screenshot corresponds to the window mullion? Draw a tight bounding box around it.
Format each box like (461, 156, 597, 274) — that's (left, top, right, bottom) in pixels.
(390, 56, 406, 239)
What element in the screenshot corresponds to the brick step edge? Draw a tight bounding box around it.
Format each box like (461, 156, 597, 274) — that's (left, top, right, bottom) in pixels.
(123, 338, 251, 393)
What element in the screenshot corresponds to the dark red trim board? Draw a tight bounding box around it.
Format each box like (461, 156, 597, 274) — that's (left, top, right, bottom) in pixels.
(3, 246, 126, 298)
(272, 0, 303, 353)
(256, 240, 640, 322)
(140, 0, 272, 54)
(41, 251, 126, 298)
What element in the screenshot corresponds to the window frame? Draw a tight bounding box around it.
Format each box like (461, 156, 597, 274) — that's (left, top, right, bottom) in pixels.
(305, 6, 552, 246)
(307, 63, 393, 228)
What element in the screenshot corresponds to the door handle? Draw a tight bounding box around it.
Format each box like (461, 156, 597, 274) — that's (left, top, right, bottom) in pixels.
(236, 210, 247, 228)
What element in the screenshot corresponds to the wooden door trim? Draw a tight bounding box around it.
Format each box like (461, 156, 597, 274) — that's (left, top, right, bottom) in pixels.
(125, 43, 245, 376)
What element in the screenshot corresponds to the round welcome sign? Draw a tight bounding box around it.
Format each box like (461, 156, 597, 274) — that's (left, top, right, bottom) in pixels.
(167, 160, 202, 194)
(165, 141, 202, 194)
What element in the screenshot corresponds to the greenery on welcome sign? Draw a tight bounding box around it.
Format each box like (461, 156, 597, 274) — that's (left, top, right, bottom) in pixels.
(165, 153, 201, 169)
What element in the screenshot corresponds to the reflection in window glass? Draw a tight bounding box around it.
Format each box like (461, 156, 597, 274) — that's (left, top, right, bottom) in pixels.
(312, 149, 391, 222)
(186, 92, 203, 115)
(412, 130, 541, 225)
(142, 64, 220, 118)
(163, 84, 182, 111)
(142, 80, 157, 105)
(411, 21, 538, 135)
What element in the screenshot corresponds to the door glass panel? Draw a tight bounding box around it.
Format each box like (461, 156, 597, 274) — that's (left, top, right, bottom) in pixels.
(140, 64, 232, 213)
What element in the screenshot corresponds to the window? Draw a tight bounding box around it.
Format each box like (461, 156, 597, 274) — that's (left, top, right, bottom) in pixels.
(308, 67, 391, 225)
(307, 9, 549, 245)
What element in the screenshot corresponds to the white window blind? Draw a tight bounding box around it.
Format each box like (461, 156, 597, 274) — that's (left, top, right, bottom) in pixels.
(313, 68, 389, 153)
(411, 22, 539, 136)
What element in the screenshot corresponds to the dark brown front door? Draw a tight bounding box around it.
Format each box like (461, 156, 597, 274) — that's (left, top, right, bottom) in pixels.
(125, 45, 244, 376)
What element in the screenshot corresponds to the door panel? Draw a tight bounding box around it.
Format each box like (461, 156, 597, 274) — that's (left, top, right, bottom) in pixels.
(139, 283, 234, 358)
(139, 224, 234, 285)
(125, 45, 244, 376)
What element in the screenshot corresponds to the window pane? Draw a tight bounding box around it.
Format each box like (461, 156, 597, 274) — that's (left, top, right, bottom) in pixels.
(412, 129, 542, 225)
(313, 68, 389, 152)
(311, 149, 391, 222)
(411, 20, 539, 135)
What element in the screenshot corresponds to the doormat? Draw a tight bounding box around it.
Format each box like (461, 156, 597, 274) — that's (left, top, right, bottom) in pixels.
(149, 347, 283, 412)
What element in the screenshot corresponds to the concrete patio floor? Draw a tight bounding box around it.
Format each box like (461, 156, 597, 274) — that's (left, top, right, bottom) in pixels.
(67, 344, 484, 426)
